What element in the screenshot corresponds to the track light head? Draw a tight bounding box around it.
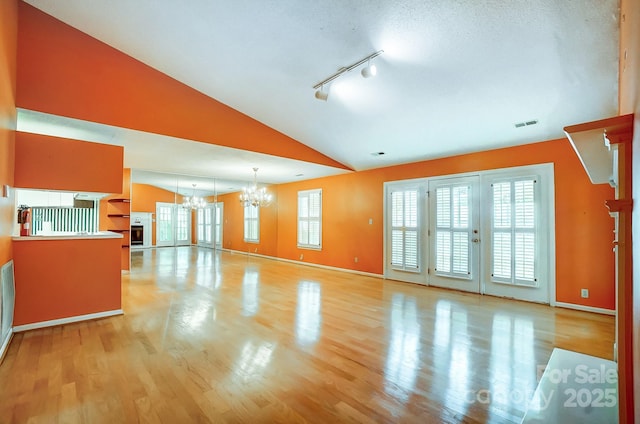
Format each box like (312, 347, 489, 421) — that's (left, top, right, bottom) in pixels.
(312, 50, 383, 100)
(361, 63, 377, 78)
(315, 88, 329, 101)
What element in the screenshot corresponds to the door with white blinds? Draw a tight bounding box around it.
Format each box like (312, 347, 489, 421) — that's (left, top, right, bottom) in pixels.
(482, 172, 550, 303)
(214, 203, 223, 249)
(197, 205, 214, 247)
(385, 184, 426, 284)
(156, 203, 175, 247)
(156, 202, 192, 247)
(428, 176, 480, 293)
(175, 207, 191, 246)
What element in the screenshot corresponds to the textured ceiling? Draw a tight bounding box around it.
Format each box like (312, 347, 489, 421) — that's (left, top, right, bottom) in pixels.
(21, 0, 620, 188)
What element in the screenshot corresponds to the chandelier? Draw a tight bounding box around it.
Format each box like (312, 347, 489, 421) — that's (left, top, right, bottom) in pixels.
(182, 183, 207, 209)
(239, 168, 272, 207)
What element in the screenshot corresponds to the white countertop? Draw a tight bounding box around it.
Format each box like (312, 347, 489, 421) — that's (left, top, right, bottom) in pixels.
(521, 348, 618, 423)
(12, 231, 124, 241)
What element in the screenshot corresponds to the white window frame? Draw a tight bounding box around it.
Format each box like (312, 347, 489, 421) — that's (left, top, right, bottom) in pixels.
(297, 189, 322, 250)
(243, 204, 259, 243)
(383, 180, 428, 285)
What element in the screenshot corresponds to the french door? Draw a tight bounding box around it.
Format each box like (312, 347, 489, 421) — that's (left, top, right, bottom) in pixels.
(428, 176, 481, 293)
(197, 203, 224, 249)
(197, 206, 214, 247)
(156, 202, 191, 247)
(385, 164, 553, 304)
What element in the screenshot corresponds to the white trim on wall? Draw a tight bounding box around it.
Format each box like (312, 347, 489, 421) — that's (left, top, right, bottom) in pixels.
(13, 309, 124, 333)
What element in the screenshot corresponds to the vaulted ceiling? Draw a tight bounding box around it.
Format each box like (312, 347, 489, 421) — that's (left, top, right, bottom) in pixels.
(18, 0, 620, 195)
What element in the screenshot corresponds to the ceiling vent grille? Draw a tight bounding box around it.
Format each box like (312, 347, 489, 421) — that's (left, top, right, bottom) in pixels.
(515, 120, 539, 128)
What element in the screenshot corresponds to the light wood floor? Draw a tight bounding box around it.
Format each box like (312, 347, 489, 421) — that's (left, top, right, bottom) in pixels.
(0, 247, 615, 423)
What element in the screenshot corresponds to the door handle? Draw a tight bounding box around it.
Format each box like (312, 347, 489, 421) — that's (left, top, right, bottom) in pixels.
(472, 238, 480, 243)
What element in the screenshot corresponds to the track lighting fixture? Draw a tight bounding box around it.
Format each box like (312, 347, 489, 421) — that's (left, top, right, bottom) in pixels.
(361, 59, 377, 78)
(312, 50, 383, 100)
(315, 85, 329, 101)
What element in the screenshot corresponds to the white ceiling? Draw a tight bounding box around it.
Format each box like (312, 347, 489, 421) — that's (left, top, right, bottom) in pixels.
(20, 0, 620, 193)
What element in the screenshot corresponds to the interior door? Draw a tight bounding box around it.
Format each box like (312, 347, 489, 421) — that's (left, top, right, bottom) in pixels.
(428, 176, 480, 293)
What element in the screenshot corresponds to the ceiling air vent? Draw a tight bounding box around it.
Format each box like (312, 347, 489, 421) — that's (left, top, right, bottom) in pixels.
(515, 119, 539, 128)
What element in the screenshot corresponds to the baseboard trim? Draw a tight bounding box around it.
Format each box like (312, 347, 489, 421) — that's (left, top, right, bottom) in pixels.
(13, 309, 124, 333)
(0, 329, 13, 364)
(555, 302, 615, 316)
(223, 248, 384, 279)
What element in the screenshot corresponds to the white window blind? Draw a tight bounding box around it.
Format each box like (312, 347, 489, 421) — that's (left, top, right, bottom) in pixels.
(390, 189, 420, 272)
(491, 178, 537, 285)
(244, 204, 259, 242)
(298, 189, 322, 249)
(434, 184, 471, 278)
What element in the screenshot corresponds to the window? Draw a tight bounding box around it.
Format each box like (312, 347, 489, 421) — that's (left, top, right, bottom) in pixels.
(390, 188, 420, 272)
(491, 177, 537, 286)
(244, 204, 259, 243)
(434, 184, 471, 278)
(298, 189, 322, 249)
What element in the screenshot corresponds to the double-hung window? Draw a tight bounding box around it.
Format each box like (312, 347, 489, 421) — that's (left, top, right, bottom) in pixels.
(244, 204, 259, 243)
(298, 189, 322, 249)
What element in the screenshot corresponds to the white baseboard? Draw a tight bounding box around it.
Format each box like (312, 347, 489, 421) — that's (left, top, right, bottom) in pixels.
(13, 309, 124, 333)
(224, 248, 383, 279)
(0, 329, 13, 364)
(555, 302, 615, 316)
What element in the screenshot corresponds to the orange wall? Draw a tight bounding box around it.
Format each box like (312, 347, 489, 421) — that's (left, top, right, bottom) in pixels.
(16, 2, 348, 171)
(0, 0, 17, 266)
(620, 0, 640, 419)
(14, 132, 123, 193)
(12, 238, 121, 325)
(131, 183, 187, 246)
(219, 139, 615, 310)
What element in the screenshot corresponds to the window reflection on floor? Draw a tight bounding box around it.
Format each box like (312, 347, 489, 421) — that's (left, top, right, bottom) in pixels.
(178, 298, 212, 332)
(233, 341, 276, 383)
(445, 305, 470, 416)
(488, 313, 536, 420)
(431, 300, 471, 417)
(384, 293, 420, 403)
(242, 269, 259, 316)
(295, 281, 321, 346)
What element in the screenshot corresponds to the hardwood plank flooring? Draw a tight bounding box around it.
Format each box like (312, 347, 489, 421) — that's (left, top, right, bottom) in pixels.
(0, 247, 615, 423)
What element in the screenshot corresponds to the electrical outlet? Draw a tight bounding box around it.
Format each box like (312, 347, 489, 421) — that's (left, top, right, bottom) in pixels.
(354, 257, 358, 263)
(300, 254, 303, 260)
(581, 289, 589, 298)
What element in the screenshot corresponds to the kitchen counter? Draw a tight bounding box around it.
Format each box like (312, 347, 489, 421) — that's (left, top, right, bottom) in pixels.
(12, 231, 123, 241)
(12, 233, 123, 329)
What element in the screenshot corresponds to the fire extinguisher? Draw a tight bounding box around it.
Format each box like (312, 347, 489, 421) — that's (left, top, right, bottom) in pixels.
(17, 204, 31, 236)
